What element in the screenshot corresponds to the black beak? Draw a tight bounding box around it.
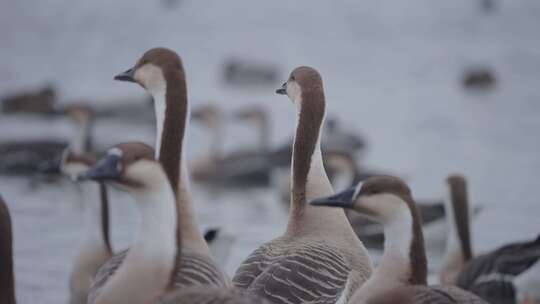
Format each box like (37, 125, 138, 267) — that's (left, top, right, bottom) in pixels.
(204, 228, 220, 243)
(114, 68, 136, 82)
(38, 157, 62, 175)
(309, 186, 357, 209)
(77, 154, 122, 182)
(275, 82, 287, 95)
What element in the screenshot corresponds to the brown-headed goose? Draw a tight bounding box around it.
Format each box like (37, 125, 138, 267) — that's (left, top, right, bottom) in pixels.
(79, 142, 268, 304)
(0, 194, 15, 304)
(111, 48, 229, 288)
(310, 176, 487, 304)
(440, 174, 540, 304)
(190, 104, 272, 187)
(232, 66, 372, 303)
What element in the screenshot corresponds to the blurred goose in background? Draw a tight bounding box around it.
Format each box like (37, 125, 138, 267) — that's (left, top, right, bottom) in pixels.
(105, 48, 229, 293)
(233, 67, 372, 303)
(1, 84, 57, 114)
(42, 149, 112, 304)
(440, 174, 540, 304)
(80, 143, 268, 304)
(0, 195, 15, 304)
(310, 176, 487, 303)
(0, 102, 95, 176)
(190, 104, 272, 188)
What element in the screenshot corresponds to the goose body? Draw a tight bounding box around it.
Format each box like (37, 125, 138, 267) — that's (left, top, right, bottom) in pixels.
(309, 176, 487, 304)
(439, 175, 540, 304)
(88, 48, 229, 301)
(233, 67, 372, 304)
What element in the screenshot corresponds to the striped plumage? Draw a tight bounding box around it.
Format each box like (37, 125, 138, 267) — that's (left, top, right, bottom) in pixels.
(456, 235, 540, 304)
(367, 286, 487, 304)
(233, 237, 370, 304)
(160, 287, 272, 304)
(88, 249, 229, 303)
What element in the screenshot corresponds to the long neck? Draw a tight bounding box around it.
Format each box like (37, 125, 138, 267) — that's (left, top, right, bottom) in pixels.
(286, 90, 344, 235)
(357, 202, 427, 302)
(152, 70, 209, 254)
(93, 183, 177, 304)
(70, 115, 93, 154)
(440, 182, 472, 284)
(0, 197, 15, 304)
(257, 116, 270, 153)
(77, 182, 111, 254)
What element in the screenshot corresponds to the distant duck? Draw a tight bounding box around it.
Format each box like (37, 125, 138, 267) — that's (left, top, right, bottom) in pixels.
(222, 58, 279, 86)
(1, 84, 57, 114)
(233, 66, 373, 303)
(0, 102, 95, 175)
(0, 195, 15, 304)
(191, 104, 272, 188)
(462, 67, 497, 91)
(310, 176, 488, 303)
(440, 174, 540, 304)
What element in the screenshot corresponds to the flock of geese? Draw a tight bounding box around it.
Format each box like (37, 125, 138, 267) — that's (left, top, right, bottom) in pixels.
(1, 47, 539, 304)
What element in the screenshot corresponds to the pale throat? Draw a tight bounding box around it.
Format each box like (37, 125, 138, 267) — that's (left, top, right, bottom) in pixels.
(152, 91, 167, 159)
(376, 205, 415, 285)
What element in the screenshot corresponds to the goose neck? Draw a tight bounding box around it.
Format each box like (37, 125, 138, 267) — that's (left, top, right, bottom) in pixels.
(93, 184, 177, 304)
(151, 70, 209, 254)
(287, 92, 344, 234)
(374, 202, 427, 286)
(77, 182, 111, 253)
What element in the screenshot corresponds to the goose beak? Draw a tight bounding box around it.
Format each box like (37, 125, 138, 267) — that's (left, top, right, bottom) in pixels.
(275, 82, 287, 95)
(309, 187, 357, 209)
(114, 68, 136, 82)
(38, 157, 62, 175)
(77, 154, 121, 182)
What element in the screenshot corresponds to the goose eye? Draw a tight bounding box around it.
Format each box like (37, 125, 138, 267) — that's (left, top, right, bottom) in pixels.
(289, 75, 295, 81)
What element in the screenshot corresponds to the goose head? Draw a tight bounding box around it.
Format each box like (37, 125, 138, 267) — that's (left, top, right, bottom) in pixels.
(310, 176, 414, 224)
(276, 66, 324, 109)
(78, 142, 161, 191)
(114, 47, 182, 95)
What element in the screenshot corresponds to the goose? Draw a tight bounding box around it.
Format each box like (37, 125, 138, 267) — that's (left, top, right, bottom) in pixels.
(103, 47, 229, 291)
(275, 148, 445, 250)
(0, 194, 15, 304)
(439, 174, 540, 304)
(309, 175, 488, 303)
(79, 142, 269, 304)
(43, 149, 112, 304)
(232, 66, 372, 303)
(0, 102, 94, 176)
(190, 104, 272, 187)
